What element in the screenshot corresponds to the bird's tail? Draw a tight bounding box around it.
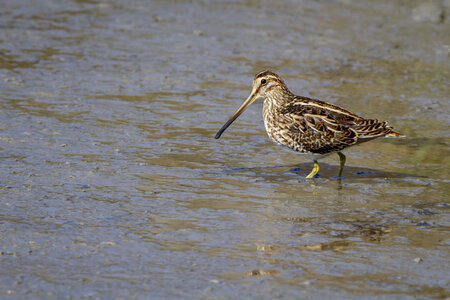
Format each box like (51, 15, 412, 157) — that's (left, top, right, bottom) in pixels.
(386, 131, 405, 138)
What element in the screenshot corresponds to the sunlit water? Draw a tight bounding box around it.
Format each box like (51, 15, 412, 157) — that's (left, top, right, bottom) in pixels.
(0, 0, 449, 298)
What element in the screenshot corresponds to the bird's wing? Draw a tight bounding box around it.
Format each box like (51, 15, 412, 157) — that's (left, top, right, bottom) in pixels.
(281, 97, 358, 147)
(281, 97, 400, 151)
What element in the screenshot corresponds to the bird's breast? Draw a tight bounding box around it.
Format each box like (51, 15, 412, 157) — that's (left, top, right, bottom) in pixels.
(263, 99, 304, 152)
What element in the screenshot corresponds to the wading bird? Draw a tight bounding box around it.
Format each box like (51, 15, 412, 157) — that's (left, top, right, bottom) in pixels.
(215, 70, 403, 178)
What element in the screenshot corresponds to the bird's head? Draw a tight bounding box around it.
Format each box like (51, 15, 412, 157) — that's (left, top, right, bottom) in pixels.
(215, 70, 289, 139)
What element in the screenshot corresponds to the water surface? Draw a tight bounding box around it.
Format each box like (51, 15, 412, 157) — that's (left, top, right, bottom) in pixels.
(0, 0, 449, 298)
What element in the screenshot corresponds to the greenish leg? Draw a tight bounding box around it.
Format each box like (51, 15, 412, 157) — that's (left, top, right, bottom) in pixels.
(306, 160, 320, 179)
(338, 152, 346, 178)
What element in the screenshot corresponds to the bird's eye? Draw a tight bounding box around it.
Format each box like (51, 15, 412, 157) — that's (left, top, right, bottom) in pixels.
(261, 79, 267, 85)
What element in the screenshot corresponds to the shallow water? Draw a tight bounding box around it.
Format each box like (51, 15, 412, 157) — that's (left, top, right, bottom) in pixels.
(0, 0, 449, 298)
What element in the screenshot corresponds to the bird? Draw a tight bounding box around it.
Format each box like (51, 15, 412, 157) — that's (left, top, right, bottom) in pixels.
(215, 70, 404, 179)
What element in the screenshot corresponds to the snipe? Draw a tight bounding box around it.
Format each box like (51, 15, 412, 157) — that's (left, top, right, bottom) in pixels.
(215, 70, 404, 179)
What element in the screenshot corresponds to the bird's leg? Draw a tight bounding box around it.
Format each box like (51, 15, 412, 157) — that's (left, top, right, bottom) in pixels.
(337, 152, 346, 178)
(305, 161, 319, 179)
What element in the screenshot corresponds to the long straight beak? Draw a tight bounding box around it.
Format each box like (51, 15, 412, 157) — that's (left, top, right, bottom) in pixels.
(215, 92, 258, 139)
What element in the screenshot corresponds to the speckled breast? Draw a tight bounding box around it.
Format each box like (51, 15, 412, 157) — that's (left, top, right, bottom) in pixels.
(262, 98, 306, 153)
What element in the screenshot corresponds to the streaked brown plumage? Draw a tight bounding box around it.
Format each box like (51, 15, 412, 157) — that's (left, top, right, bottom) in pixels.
(215, 70, 404, 178)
